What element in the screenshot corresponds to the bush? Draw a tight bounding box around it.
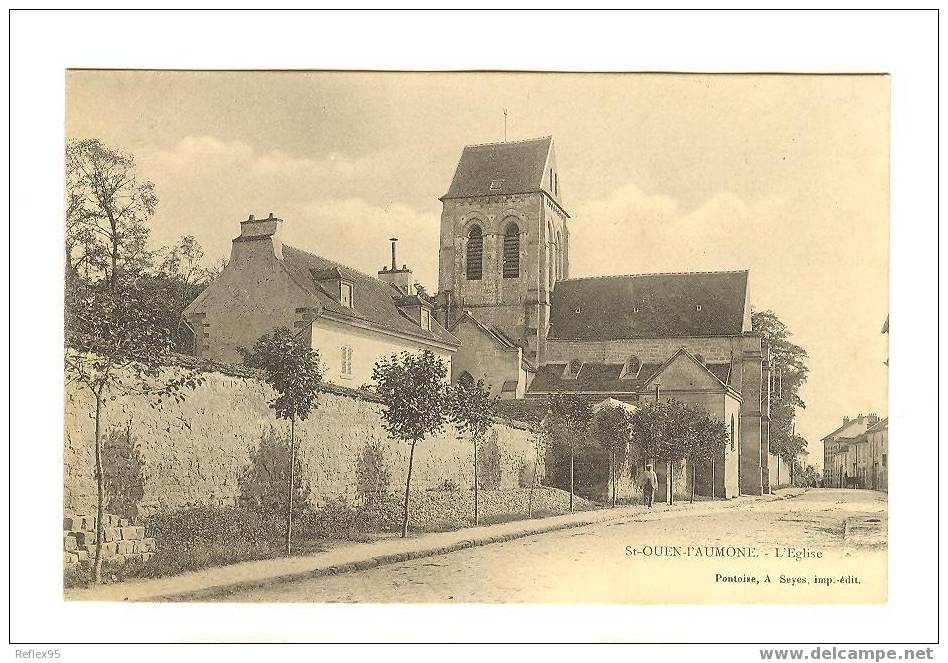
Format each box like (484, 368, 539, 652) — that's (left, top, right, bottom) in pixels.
(432, 478, 459, 492)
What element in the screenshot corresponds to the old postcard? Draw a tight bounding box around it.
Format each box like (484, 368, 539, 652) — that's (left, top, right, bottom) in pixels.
(61, 70, 889, 606)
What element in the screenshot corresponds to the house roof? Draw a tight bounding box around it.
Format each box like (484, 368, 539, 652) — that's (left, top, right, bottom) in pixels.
(820, 416, 879, 442)
(527, 347, 736, 399)
(280, 245, 459, 348)
(449, 309, 535, 372)
(548, 270, 751, 340)
(442, 136, 553, 200)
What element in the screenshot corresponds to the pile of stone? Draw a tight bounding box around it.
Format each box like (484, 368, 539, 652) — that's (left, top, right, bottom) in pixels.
(63, 513, 157, 572)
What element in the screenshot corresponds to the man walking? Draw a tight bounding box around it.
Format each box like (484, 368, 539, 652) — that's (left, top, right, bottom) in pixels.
(641, 463, 658, 508)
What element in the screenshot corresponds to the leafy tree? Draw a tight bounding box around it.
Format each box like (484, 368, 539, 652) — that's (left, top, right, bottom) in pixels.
(632, 400, 729, 504)
(590, 405, 631, 508)
(371, 350, 452, 537)
(65, 138, 158, 288)
(546, 394, 592, 512)
(752, 310, 810, 467)
(139, 235, 224, 352)
(682, 407, 729, 503)
(64, 280, 201, 583)
(243, 328, 323, 555)
(450, 373, 496, 525)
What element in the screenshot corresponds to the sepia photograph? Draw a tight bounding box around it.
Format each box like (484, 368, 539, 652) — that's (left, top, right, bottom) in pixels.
(61, 70, 888, 605)
(6, 8, 938, 649)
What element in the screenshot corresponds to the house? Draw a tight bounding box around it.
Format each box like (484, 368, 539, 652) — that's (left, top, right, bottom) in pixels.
(182, 215, 460, 386)
(433, 136, 772, 496)
(821, 413, 882, 488)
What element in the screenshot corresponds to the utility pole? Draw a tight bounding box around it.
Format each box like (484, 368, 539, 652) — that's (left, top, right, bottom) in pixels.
(503, 108, 508, 142)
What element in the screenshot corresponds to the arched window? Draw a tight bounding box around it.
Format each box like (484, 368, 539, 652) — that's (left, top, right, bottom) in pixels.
(466, 225, 483, 280)
(568, 359, 583, 376)
(730, 414, 736, 452)
(458, 370, 474, 385)
(503, 222, 520, 278)
(624, 355, 642, 378)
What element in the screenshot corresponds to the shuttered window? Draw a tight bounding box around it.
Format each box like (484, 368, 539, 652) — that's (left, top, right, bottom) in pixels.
(466, 226, 483, 281)
(503, 223, 520, 278)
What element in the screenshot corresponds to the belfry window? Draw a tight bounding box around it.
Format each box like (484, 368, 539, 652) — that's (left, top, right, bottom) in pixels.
(503, 223, 520, 278)
(466, 225, 483, 281)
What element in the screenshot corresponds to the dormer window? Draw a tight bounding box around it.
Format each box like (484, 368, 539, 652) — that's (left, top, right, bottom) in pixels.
(421, 308, 431, 331)
(340, 281, 354, 308)
(695, 304, 702, 312)
(621, 355, 642, 379)
(564, 359, 583, 379)
(632, 306, 640, 313)
(489, 179, 504, 192)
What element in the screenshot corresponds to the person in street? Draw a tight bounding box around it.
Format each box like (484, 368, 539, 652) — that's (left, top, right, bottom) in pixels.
(640, 463, 658, 508)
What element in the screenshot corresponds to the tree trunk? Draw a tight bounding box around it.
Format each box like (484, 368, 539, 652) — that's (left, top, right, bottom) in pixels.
(611, 451, 618, 508)
(667, 458, 674, 505)
(285, 415, 296, 556)
(690, 462, 696, 503)
(401, 441, 417, 538)
(473, 436, 479, 526)
(711, 459, 716, 500)
(569, 437, 575, 513)
(92, 390, 105, 584)
(528, 438, 540, 518)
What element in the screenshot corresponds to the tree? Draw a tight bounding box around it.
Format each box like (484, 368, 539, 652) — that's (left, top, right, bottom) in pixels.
(682, 408, 729, 503)
(449, 373, 496, 525)
(371, 350, 452, 538)
(631, 400, 729, 504)
(546, 394, 592, 512)
(64, 279, 201, 583)
(243, 328, 323, 555)
(753, 310, 810, 468)
(65, 139, 158, 288)
(590, 405, 631, 508)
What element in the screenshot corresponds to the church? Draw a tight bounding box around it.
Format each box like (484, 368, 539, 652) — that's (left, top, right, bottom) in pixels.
(434, 136, 772, 497)
(184, 135, 773, 497)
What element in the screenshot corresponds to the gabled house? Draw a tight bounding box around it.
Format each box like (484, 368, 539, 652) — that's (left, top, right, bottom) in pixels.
(821, 413, 881, 488)
(448, 310, 535, 399)
(183, 214, 460, 386)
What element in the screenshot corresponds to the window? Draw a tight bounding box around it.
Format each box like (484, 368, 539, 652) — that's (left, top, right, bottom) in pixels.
(632, 307, 640, 313)
(554, 173, 558, 197)
(340, 346, 353, 377)
(695, 304, 702, 312)
(730, 414, 736, 452)
(421, 308, 431, 331)
(623, 355, 641, 379)
(503, 223, 520, 278)
(340, 282, 353, 308)
(489, 179, 504, 192)
(466, 226, 483, 280)
(568, 359, 583, 375)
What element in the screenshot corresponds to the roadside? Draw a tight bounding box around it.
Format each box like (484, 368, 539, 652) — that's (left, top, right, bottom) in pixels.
(66, 488, 803, 602)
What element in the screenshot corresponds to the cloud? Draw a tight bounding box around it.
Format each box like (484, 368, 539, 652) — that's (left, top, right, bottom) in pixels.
(135, 135, 442, 289)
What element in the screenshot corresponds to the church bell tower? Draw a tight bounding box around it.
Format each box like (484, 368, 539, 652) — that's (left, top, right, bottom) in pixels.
(436, 136, 570, 365)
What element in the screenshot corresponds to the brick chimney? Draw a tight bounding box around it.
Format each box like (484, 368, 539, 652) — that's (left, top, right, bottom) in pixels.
(233, 212, 283, 260)
(377, 237, 414, 295)
(843, 416, 851, 426)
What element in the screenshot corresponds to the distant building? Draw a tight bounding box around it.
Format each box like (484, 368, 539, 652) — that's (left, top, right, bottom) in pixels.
(183, 215, 460, 386)
(435, 136, 772, 496)
(821, 413, 882, 488)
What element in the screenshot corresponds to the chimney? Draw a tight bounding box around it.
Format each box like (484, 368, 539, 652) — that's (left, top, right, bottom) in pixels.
(234, 212, 283, 259)
(843, 416, 851, 426)
(868, 413, 880, 425)
(377, 237, 413, 294)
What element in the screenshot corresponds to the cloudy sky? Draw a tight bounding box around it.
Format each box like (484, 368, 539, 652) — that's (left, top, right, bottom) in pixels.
(66, 71, 889, 466)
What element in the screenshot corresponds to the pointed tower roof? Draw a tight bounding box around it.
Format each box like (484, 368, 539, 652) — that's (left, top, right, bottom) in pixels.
(441, 136, 555, 200)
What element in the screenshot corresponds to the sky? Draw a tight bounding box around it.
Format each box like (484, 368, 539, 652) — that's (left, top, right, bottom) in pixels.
(65, 71, 890, 468)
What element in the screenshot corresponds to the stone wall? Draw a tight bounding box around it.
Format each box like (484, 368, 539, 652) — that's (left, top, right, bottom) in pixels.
(64, 360, 543, 519)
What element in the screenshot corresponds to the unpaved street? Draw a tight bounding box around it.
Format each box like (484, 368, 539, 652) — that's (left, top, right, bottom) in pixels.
(217, 489, 887, 604)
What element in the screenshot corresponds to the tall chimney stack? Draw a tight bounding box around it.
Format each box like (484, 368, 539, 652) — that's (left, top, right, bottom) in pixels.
(378, 238, 413, 295)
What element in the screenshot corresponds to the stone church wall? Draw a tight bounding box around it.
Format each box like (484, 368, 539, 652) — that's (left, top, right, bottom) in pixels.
(63, 360, 542, 519)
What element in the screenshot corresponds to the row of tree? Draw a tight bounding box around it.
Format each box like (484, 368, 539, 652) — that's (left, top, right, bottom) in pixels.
(545, 396, 731, 507)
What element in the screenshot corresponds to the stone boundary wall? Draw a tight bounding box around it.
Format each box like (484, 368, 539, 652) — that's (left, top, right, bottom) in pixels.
(64, 357, 544, 519)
